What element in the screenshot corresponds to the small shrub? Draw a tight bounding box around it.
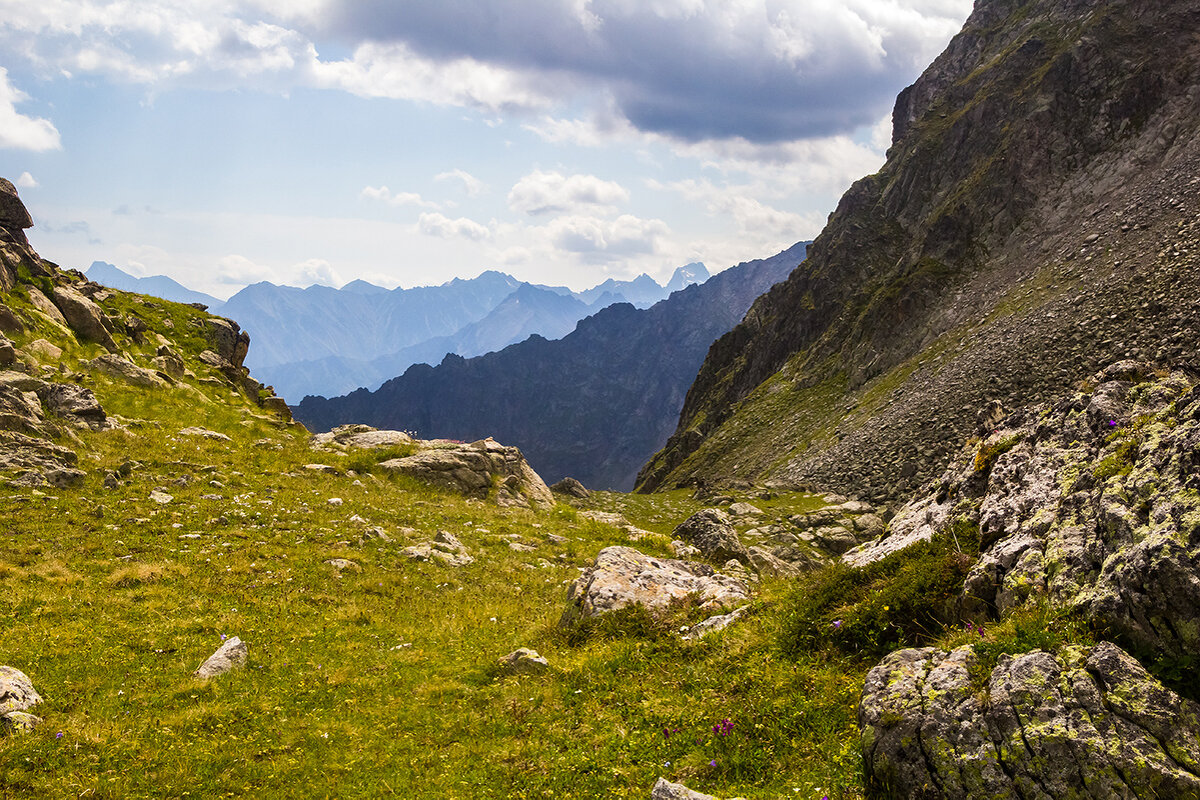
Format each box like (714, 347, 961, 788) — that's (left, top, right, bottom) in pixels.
(969, 602, 1094, 683)
(779, 519, 981, 660)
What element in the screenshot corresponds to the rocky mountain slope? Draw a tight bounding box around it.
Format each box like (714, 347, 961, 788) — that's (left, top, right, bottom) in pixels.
(293, 244, 802, 491)
(640, 0, 1200, 502)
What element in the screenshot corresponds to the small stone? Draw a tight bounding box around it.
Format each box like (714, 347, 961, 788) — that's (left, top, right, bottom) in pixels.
(497, 648, 549, 675)
(179, 427, 232, 442)
(149, 490, 174, 504)
(194, 636, 248, 678)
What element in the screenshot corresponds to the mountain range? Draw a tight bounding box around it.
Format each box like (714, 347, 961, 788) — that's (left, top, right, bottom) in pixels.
(293, 244, 803, 490)
(83, 262, 710, 401)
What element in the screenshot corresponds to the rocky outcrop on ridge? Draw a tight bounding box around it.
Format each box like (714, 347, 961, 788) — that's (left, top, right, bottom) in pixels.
(311, 423, 553, 508)
(641, 0, 1200, 501)
(849, 363, 1200, 663)
(0, 180, 291, 487)
(860, 642, 1200, 799)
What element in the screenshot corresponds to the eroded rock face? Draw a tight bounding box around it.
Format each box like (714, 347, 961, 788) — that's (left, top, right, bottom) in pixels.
(311, 424, 413, 451)
(560, 546, 748, 626)
(380, 437, 553, 508)
(0, 179, 33, 244)
(847, 364, 1200, 661)
(860, 641, 1200, 799)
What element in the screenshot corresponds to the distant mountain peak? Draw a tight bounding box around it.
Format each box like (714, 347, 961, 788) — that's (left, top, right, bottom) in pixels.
(666, 262, 710, 293)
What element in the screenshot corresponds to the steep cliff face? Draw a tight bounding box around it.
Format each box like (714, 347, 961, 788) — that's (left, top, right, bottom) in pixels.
(640, 0, 1200, 499)
(292, 244, 802, 490)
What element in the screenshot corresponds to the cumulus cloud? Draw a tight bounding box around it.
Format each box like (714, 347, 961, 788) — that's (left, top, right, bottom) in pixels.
(546, 214, 667, 262)
(418, 212, 491, 241)
(435, 168, 486, 198)
(508, 170, 629, 216)
(313, 0, 973, 142)
(0, 1, 972, 144)
(215, 254, 276, 285)
(16, 171, 37, 188)
(0, 69, 62, 151)
(295, 257, 342, 287)
(361, 185, 440, 209)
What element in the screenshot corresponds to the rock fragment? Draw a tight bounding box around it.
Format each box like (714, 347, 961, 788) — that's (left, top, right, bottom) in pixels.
(194, 636, 248, 678)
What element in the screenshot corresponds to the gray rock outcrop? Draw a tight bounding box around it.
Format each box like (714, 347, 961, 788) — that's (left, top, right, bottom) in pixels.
(649, 778, 745, 800)
(51, 286, 116, 350)
(847, 365, 1200, 662)
(550, 477, 590, 498)
(401, 530, 474, 567)
(560, 546, 748, 626)
(0, 179, 33, 244)
(380, 437, 553, 508)
(86, 354, 166, 388)
(673, 509, 749, 565)
(860, 641, 1200, 799)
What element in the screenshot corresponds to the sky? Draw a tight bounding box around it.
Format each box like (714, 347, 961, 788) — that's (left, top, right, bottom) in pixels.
(0, 0, 973, 299)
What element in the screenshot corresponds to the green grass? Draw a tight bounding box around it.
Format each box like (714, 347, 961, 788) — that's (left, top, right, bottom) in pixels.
(0, 361, 871, 798)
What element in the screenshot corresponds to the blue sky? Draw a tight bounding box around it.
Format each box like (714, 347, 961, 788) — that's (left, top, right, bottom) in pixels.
(0, 0, 971, 298)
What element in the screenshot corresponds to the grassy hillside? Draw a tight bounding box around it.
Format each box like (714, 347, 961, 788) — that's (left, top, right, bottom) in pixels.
(0, 248, 882, 798)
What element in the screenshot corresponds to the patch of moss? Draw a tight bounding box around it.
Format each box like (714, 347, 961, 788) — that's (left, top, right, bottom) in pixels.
(973, 433, 1022, 474)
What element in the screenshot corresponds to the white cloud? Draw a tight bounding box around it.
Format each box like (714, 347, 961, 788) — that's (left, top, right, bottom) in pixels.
(0, 1, 971, 144)
(0, 68, 62, 151)
(418, 212, 491, 241)
(508, 170, 630, 216)
(295, 257, 342, 287)
(435, 168, 487, 198)
(215, 254, 276, 285)
(361, 185, 439, 209)
(16, 171, 38, 188)
(547, 213, 667, 261)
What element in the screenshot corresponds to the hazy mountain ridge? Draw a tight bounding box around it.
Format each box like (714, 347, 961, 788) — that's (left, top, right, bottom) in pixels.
(87, 262, 709, 402)
(292, 245, 799, 490)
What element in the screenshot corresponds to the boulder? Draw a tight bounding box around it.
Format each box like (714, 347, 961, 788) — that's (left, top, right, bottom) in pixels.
(745, 546, 802, 578)
(152, 345, 185, 378)
(550, 477, 590, 498)
(0, 336, 14, 366)
(0, 430, 80, 485)
(51, 286, 117, 349)
(179, 427, 232, 442)
(25, 338, 62, 362)
(860, 642, 1200, 799)
(497, 648, 549, 675)
(0, 303, 24, 334)
(204, 317, 250, 368)
(401, 530, 474, 567)
(726, 501, 761, 517)
(39, 382, 106, 429)
(25, 288, 67, 326)
(649, 778, 746, 800)
(560, 546, 748, 625)
(194, 636, 248, 678)
(86, 354, 165, 387)
(0, 384, 46, 436)
(380, 438, 553, 508)
(0, 665, 43, 735)
(672, 509, 749, 565)
(311, 425, 413, 451)
(0, 178, 33, 243)
(681, 605, 748, 640)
